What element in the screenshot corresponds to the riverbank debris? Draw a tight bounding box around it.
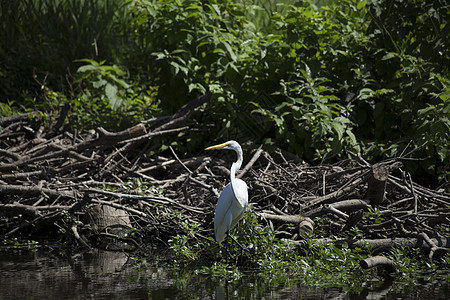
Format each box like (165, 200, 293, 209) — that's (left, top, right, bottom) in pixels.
(1, 95, 449, 263)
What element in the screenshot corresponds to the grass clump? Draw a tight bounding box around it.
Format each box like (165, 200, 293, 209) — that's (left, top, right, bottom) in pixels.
(165, 209, 449, 291)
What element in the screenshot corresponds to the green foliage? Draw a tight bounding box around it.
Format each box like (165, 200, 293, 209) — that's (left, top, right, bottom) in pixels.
(0, 102, 14, 118)
(166, 208, 450, 290)
(385, 245, 450, 290)
(253, 65, 358, 161)
(76, 59, 131, 111)
(74, 57, 161, 128)
(123, 177, 164, 196)
(362, 207, 385, 225)
(129, 256, 150, 272)
(168, 217, 204, 263)
(197, 262, 243, 281)
(31, 75, 159, 132)
(414, 74, 450, 180)
(168, 210, 371, 289)
(0, 0, 129, 100)
(123, 0, 275, 110)
(1, 0, 449, 182)
(2, 238, 40, 251)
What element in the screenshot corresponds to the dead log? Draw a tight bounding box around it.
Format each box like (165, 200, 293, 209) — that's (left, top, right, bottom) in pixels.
(360, 256, 396, 273)
(287, 237, 450, 253)
(299, 217, 314, 238)
(4, 195, 91, 237)
(259, 212, 304, 224)
(342, 210, 364, 232)
(152, 92, 210, 132)
(0, 149, 22, 161)
(80, 197, 139, 251)
(0, 170, 46, 181)
(305, 202, 357, 219)
(86, 204, 131, 232)
(302, 171, 370, 209)
(0, 111, 39, 127)
(367, 162, 389, 205)
(0, 202, 42, 218)
(331, 199, 371, 213)
(0, 184, 77, 200)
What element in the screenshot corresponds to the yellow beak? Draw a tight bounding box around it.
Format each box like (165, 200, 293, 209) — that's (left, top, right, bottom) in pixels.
(205, 142, 229, 151)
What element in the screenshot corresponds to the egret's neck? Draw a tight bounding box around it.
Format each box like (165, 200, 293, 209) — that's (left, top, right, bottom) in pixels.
(230, 161, 240, 182)
(230, 146, 243, 183)
(228, 143, 244, 203)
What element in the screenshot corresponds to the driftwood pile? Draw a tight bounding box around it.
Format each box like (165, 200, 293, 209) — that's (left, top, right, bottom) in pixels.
(1, 94, 449, 265)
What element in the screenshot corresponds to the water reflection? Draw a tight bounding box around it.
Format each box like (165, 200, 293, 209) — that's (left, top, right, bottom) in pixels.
(0, 248, 448, 299)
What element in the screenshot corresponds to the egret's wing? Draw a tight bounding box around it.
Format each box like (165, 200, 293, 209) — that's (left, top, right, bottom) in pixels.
(214, 183, 233, 243)
(229, 179, 248, 231)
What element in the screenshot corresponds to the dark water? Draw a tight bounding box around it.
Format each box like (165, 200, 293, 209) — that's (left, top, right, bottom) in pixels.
(0, 248, 449, 299)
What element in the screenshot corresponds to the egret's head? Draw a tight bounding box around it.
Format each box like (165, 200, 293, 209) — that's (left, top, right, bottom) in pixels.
(205, 140, 240, 151)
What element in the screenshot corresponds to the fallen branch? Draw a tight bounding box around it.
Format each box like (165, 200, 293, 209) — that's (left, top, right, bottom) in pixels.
(286, 237, 450, 253)
(0, 184, 77, 200)
(360, 256, 396, 273)
(84, 188, 207, 214)
(259, 212, 304, 223)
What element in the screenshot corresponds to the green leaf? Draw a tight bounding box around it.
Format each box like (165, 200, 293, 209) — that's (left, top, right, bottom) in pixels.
(188, 83, 206, 93)
(331, 121, 345, 140)
(356, 1, 366, 10)
(170, 61, 180, 75)
(77, 64, 97, 73)
(381, 53, 396, 60)
(93, 79, 107, 89)
(418, 105, 435, 117)
(105, 83, 120, 111)
(346, 129, 357, 146)
(152, 52, 167, 60)
(222, 41, 237, 62)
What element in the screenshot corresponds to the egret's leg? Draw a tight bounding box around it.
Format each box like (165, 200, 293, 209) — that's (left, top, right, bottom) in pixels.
(225, 230, 229, 263)
(227, 234, 244, 251)
(223, 231, 252, 264)
(228, 234, 252, 254)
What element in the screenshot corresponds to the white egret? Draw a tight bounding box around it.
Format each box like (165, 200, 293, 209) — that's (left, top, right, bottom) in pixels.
(205, 140, 248, 259)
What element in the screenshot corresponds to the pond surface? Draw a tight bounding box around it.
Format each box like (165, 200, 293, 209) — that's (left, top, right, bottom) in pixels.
(0, 247, 449, 299)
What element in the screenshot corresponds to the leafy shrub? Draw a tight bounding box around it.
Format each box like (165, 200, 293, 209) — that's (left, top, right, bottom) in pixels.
(0, 0, 129, 100)
(72, 59, 159, 131)
(77, 59, 131, 112)
(1, 0, 448, 182)
(248, 0, 449, 180)
(123, 0, 270, 108)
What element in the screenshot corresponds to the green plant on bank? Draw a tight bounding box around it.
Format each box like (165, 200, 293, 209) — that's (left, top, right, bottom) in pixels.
(167, 208, 450, 289)
(169, 216, 206, 263)
(386, 245, 450, 292)
(129, 256, 150, 272)
(123, 177, 164, 196)
(168, 210, 369, 289)
(54, 210, 76, 236)
(362, 207, 385, 225)
(2, 238, 40, 251)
